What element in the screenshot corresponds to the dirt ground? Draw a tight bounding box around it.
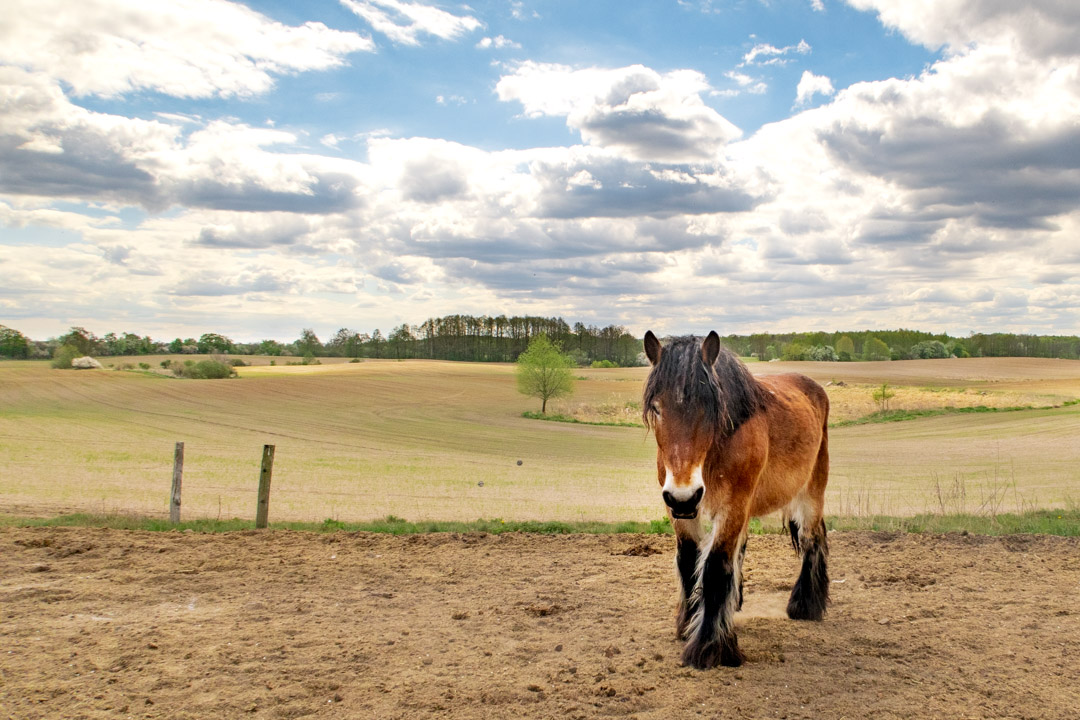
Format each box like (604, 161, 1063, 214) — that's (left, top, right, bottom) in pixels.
(2, 528, 1079, 720)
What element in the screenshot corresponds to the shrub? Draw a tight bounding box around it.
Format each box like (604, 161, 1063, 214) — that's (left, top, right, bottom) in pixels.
(172, 358, 236, 379)
(51, 344, 80, 369)
(590, 359, 618, 368)
(807, 345, 839, 362)
(160, 360, 172, 369)
(910, 340, 949, 359)
(229, 358, 247, 367)
(781, 342, 808, 361)
(138, 362, 150, 370)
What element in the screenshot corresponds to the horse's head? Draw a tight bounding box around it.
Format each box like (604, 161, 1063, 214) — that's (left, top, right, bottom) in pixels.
(642, 330, 722, 520)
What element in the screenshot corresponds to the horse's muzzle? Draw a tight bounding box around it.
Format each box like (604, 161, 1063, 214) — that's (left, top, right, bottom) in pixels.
(663, 486, 704, 519)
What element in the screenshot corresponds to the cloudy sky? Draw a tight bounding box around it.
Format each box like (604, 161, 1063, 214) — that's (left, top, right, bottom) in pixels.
(2, 0, 1079, 342)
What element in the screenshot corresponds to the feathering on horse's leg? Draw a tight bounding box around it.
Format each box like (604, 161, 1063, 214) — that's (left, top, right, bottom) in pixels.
(672, 515, 704, 639)
(682, 518, 747, 669)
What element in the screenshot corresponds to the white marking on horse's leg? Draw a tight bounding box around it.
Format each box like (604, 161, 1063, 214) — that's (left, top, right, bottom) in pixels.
(684, 519, 719, 642)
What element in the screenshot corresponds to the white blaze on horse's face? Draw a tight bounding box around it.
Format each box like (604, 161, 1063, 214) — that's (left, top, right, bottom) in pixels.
(658, 436, 707, 519)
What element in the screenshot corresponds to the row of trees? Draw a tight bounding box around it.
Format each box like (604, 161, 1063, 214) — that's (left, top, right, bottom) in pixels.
(5, 322, 1080, 364)
(721, 330, 1080, 362)
(0, 316, 643, 367)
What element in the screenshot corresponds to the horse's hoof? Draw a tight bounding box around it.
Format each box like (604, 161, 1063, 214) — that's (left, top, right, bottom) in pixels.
(681, 637, 744, 669)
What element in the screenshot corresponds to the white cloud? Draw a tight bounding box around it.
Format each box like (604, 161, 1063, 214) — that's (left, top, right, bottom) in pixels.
(741, 39, 811, 66)
(845, 0, 1080, 59)
(794, 70, 835, 105)
(496, 62, 742, 162)
(0, 0, 373, 99)
(340, 0, 481, 46)
(476, 35, 521, 50)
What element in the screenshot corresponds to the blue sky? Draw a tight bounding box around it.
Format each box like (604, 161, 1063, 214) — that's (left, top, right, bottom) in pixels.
(2, 0, 1078, 342)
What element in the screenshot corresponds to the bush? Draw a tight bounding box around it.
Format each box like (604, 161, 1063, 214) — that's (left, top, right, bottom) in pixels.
(781, 342, 808, 361)
(138, 362, 150, 370)
(172, 358, 236, 379)
(160, 360, 172, 369)
(807, 345, 839, 362)
(910, 340, 949, 359)
(229, 358, 247, 367)
(590, 359, 618, 368)
(51, 344, 80, 369)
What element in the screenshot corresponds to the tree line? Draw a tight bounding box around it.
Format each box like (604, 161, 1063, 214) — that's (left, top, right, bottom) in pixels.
(0, 315, 643, 366)
(720, 329, 1080, 361)
(4, 321, 1080, 364)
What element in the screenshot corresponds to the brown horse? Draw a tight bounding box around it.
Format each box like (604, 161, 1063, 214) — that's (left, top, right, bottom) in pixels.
(642, 331, 830, 668)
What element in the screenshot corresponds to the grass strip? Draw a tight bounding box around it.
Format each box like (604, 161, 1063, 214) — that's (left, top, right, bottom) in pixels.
(521, 411, 643, 428)
(831, 405, 1039, 428)
(2, 510, 1078, 537)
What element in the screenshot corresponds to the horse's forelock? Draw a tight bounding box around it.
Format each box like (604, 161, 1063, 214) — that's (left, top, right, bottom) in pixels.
(642, 335, 762, 436)
(642, 336, 721, 430)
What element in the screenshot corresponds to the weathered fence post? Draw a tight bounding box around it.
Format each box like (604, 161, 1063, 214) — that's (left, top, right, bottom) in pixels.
(170, 442, 184, 523)
(256, 444, 275, 529)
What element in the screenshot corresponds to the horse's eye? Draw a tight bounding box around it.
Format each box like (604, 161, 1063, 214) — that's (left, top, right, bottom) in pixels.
(651, 402, 662, 415)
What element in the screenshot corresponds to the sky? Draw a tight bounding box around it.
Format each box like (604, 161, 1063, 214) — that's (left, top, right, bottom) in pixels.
(2, 0, 1079, 343)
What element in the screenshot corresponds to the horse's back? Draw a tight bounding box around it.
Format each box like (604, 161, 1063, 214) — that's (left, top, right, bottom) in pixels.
(757, 372, 829, 427)
(745, 373, 829, 516)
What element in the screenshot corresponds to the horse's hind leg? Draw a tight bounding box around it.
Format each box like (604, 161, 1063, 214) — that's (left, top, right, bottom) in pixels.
(787, 516, 829, 620)
(786, 438, 830, 621)
(673, 516, 704, 639)
(736, 533, 748, 612)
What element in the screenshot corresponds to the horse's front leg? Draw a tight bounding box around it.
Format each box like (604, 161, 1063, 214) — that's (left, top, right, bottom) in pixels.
(672, 516, 704, 639)
(682, 518, 747, 669)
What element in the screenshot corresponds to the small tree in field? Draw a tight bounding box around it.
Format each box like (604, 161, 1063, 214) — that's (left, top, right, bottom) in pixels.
(516, 334, 574, 413)
(872, 382, 896, 412)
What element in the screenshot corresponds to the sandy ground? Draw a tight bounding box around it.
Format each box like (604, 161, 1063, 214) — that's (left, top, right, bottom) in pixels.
(2, 527, 1079, 720)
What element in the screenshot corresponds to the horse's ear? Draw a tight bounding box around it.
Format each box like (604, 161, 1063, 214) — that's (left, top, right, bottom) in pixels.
(644, 331, 661, 365)
(702, 331, 720, 367)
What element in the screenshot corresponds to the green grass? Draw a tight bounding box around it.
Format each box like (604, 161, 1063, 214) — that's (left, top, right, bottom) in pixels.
(522, 410, 643, 428)
(831, 404, 1037, 427)
(4, 509, 1079, 536)
(826, 509, 1080, 536)
(0, 513, 674, 535)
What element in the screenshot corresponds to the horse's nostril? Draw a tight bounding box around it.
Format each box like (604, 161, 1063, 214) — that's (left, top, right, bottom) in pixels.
(662, 490, 676, 508)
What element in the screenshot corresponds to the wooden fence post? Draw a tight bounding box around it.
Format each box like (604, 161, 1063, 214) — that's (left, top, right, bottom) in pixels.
(170, 442, 184, 523)
(256, 444, 275, 529)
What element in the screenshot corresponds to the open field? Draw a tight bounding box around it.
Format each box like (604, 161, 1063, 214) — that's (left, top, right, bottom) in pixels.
(2, 357, 1080, 522)
(3, 525, 1079, 719)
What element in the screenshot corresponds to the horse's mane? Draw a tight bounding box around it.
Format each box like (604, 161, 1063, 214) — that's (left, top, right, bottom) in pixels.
(643, 335, 764, 437)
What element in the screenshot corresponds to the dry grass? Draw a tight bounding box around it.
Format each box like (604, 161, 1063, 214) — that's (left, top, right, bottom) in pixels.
(2, 357, 1079, 523)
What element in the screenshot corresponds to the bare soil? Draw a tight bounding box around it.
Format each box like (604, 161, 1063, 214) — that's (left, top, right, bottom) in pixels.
(2, 527, 1078, 720)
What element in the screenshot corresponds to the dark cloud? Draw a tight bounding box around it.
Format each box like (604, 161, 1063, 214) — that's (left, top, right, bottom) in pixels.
(820, 115, 1080, 233)
(192, 219, 312, 249)
(170, 272, 291, 296)
(0, 133, 163, 208)
(176, 171, 362, 214)
(396, 215, 722, 265)
(400, 157, 468, 203)
(579, 107, 732, 163)
(533, 157, 761, 219)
